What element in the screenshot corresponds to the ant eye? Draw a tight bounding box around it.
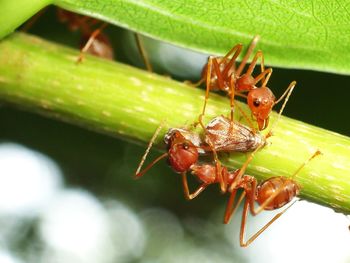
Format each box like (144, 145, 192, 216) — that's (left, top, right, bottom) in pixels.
(253, 99, 261, 107)
(182, 142, 189, 150)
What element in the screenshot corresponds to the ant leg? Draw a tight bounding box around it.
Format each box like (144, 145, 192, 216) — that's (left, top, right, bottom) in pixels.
(228, 144, 263, 192)
(212, 57, 226, 91)
(184, 78, 205, 87)
(221, 44, 243, 77)
(240, 198, 297, 247)
(244, 50, 265, 78)
(236, 35, 260, 77)
(76, 23, 108, 63)
(134, 33, 153, 72)
(135, 121, 167, 178)
(229, 77, 236, 122)
(185, 44, 242, 90)
(254, 68, 272, 87)
(181, 172, 208, 200)
(224, 189, 246, 224)
(235, 92, 247, 99)
(199, 57, 214, 118)
(197, 114, 226, 193)
(235, 103, 257, 133)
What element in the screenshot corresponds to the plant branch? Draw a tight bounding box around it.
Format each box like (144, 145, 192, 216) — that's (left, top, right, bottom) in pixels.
(0, 33, 349, 214)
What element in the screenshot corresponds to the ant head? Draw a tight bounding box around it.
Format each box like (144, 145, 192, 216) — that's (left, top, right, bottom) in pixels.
(236, 74, 255, 91)
(167, 131, 199, 173)
(247, 87, 275, 130)
(191, 164, 217, 184)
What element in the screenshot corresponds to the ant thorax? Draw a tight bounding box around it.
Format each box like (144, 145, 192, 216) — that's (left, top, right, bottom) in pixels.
(205, 115, 266, 152)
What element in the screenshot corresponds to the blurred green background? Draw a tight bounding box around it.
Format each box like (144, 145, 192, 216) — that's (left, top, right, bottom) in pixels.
(0, 6, 349, 263)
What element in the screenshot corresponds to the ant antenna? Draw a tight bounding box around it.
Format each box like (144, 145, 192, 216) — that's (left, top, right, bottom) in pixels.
(135, 120, 166, 177)
(290, 150, 322, 180)
(266, 81, 296, 137)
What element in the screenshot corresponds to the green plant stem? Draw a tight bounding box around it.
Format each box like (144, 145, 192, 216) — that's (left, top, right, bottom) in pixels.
(0, 0, 52, 38)
(0, 33, 349, 214)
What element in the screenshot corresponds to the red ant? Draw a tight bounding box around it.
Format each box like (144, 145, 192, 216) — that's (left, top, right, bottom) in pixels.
(197, 36, 296, 131)
(58, 9, 154, 69)
(184, 148, 321, 247)
(56, 8, 114, 62)
(135, 122, 227, 193)
(22, 8, 114, 62)
(24, 8, 156, 71)
(57, 9, 154, 69)
(137, 124, 321, 247)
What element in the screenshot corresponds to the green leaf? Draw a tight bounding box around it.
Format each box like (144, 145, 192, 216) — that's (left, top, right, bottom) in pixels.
(54, 0, 350, 75)
(0, 0, 52, 38)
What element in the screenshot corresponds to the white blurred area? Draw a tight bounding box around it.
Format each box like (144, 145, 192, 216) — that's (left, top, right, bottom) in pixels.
(0, 142, 349, 263)
(0, 143, 146, 263)
(0, 250, 25, 263)
(123, 32, 208, 80)
(224, 200, 350, 263)
(0, 143, 62, 217)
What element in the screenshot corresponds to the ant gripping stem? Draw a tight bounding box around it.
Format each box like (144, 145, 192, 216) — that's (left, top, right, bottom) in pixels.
(240, 150, 322, 247)
(251, 149, 322, 216)
(223, 149, 321, 247)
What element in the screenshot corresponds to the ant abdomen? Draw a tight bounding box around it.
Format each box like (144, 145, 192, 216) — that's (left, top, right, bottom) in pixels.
(256, 177, 300, 210)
